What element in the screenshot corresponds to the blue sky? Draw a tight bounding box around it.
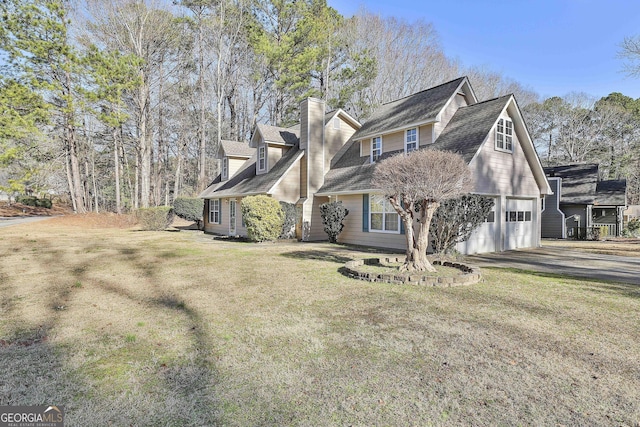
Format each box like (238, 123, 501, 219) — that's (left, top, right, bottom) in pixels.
(327, 0, 640, 100)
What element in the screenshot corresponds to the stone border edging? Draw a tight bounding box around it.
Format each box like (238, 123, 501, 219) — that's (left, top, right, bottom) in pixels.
(342, 257, 482, 286)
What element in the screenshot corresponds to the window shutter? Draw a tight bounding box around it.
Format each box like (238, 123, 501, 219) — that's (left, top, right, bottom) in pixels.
(362, 194, 369, 232)
(218, 200, 222, 224)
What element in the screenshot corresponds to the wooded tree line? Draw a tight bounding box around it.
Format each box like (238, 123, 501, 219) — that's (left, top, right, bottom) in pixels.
(524, 92, 640, 203)
(1, 0, 638, 212)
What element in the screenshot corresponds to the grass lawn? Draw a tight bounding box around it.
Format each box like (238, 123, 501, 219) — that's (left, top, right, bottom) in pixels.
(1, 216, 639, 426)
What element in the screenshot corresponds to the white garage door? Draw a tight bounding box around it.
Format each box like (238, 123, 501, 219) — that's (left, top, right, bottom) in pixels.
(457, 199, 497, 254)
(505, 198, 535, 250)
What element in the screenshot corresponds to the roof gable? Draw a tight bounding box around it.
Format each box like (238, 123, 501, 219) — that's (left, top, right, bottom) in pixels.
(200, 142, 304, 199)
(351, 77, 471, 141)
(430, 95, 511, 163)
(251, 124, 300, 147)
(218, 140, 254, 158)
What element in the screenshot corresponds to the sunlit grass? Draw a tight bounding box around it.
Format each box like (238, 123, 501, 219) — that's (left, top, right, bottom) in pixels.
(0, 216, 638, 426)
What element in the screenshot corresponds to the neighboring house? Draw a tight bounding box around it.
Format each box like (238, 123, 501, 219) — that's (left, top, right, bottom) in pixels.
(542, 164, 627, 238)
(200, 77, 553, 254)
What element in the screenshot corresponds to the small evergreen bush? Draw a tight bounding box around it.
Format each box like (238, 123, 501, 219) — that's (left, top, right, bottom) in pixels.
(136, 206, 174, 231)
(319, 201, 349, 243)
(624, 218, 640, 237)
(279, 201, 297, 239)
(173, 197, 204, 228)
(16, 195, 52, 208)
(241, 195, 284, 242)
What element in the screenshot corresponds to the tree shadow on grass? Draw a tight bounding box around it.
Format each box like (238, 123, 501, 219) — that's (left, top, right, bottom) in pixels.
(282, 250, 354, 264)
(1, 238, 223, 426)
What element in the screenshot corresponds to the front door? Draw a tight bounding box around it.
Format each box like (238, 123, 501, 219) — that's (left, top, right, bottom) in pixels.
(229, 200, 236, 235)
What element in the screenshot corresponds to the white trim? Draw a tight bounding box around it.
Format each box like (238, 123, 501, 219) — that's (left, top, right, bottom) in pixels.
(209, 199, 220, 224)
(371, 136, 382, 163)
(315, 189, 378, 196)
(356, 118, 437, 142)
(258, 145, 266, 172)
(267, 151, 305, 194)
(369, 194, 401, 234)
(405, 127, 418, 153)
(222, 157, 228, 179)
(495, 118, 514, 153)
(229, 199, 237, 235)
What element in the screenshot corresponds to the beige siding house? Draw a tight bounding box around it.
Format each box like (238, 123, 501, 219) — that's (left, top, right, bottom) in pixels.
(200, 77, 552, 254)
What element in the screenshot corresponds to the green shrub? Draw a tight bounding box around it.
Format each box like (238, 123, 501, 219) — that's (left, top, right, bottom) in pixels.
(173, 197, 204, 228)
(16, 195, 52, 208)
(135, 206, 174, 231)
(624, 218, 640, 237)
(319, 201, 349, 243)
(279, 201, 297, 239)
(430, 195, 495, 255)
(241, 195, 284, 242)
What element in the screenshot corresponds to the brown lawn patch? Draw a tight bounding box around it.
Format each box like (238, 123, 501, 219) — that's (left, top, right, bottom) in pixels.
(1, 222, 639, 426)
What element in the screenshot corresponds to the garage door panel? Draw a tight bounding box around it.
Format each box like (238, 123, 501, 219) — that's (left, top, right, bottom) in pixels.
(505, 198, 535, 250)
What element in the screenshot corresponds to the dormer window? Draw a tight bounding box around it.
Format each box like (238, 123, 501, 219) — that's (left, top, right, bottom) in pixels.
(222, 157, 228, 179)
(405, 128, 418, 153)
(496, 118, 513, 152)
(258, 146, 266, 171)
(333, 117, 341, 130)
(371, 136, 382, 162)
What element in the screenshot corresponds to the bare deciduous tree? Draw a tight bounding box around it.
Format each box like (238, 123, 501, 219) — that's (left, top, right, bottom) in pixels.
(372, 150, 472, 272)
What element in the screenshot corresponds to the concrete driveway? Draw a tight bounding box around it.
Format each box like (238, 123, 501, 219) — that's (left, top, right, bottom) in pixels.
(467, 246, 640, 285)
(0, 216, 55, 228)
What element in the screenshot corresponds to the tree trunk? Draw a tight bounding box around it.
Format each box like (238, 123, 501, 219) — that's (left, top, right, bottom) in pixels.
(113, 128, 121, 214)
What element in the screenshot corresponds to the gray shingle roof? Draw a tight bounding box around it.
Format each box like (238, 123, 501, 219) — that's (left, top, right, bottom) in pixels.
(429, 95, 511, 162)
(220, 140, 254, 158)
(596, 180, 627, 206)
(200, 143, 303, 199)
(256, 124, 299, 145)
(545, 164, 598, 204)
(351, 77, 466, 140)
(318, 94, 511, 195)
(544, 164, 626, 206)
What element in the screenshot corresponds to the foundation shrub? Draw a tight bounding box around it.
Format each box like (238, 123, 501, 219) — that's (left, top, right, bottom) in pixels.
(320, 201, 349, 243)
(136, 206, 174, 231)
(279, 201, 297, 239)
(241, 195, 284, 242)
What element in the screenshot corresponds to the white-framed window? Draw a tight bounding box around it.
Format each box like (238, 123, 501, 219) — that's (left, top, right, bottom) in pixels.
(258, 146, 266, 171)
(371, 136, 382, 162)
(333, 117, 341, 130)
(405, 128, 418, 153)
(222, 157, 228, 179)
(369, 194, 400, 233)
(209, 199, 220, 224)
(496, 118, 513, 152)
(505, 209, 531, 222)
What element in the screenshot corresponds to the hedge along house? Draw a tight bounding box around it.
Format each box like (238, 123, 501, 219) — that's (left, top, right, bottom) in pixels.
(541, 164, 627, 239)
(200, 77, 553, 254)
(199, 99, 361, 239)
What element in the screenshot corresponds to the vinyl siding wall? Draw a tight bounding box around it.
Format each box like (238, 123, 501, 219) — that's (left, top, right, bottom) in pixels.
(271, 159, 301, 203)
(334, 194, 408, 251)
(469, 111, 540, 197)
(228, 157, 248, 179)
(541, 178, 565, 238)
(203, 197, 248, 237)
(434, 93, 468, 138)
(324, 117, 357, 171)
